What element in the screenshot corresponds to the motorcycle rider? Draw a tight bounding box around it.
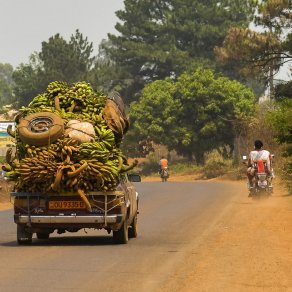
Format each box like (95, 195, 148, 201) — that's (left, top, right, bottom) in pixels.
(247, 140, 273, 193)
(159, 156, 168, 173)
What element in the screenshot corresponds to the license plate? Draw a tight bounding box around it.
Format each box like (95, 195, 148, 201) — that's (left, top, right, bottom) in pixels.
(48, 201, 86, 209)
(258, 181, 267, 187)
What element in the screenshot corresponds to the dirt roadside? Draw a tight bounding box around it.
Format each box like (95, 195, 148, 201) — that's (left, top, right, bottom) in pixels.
(1, 176, 291, 291)
(160, 177, 292, 292)
(0, 179, 14, 210)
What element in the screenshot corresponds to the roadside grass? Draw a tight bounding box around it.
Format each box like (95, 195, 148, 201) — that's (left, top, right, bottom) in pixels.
(137, 158, 202, 177)
(168, 162, 201, 176)
(138, 150, 246, 181)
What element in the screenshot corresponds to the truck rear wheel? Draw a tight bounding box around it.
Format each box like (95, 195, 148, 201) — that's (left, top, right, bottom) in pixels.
(17, 224, 32, 245)
(128, 213, 138, 238)
(113, 219, 128, 244)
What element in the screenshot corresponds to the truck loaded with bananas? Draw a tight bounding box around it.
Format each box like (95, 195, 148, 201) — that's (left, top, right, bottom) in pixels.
(5, 81, 140, 245)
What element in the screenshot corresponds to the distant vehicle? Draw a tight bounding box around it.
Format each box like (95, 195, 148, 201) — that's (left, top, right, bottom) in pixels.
(12, 173, 141, 245)
(0, 121, 15, 137)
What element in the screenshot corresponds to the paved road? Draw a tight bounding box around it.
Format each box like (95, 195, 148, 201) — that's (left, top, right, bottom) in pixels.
(0, 181, 239, 292)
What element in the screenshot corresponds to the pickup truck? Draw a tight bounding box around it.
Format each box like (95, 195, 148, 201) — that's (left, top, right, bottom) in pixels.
(12, 173, 141, 245)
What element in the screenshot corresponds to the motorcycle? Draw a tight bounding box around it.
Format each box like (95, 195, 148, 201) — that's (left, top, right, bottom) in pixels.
(160, 167, 169, 182)
(243, 155, 274, 199)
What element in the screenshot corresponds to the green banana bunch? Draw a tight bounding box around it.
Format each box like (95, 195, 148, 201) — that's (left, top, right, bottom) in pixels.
(46, 81, 69, 97)
(11, 80, 136, 195)
(76, 142, 110, 163)
(28, 94, 49, 108)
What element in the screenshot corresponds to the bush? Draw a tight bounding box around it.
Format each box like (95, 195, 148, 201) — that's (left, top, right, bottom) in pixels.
(139, 156, 201, 177)
(168, 162, 200, 175)
(202, 150, 232, 179)
(280, 145, 292, 194)
(138, 154, 160, 176)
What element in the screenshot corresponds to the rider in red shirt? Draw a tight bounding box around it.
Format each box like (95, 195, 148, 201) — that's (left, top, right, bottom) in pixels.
(159, 156, 168, 173)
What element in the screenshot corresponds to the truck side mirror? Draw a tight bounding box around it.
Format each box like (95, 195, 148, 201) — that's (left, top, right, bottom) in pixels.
(128, 174, 141, 182)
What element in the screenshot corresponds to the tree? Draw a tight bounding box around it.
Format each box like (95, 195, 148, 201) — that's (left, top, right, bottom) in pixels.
(274, 80, 292, 100)
(88, 39, 134, 99)
(128, 68, 256, 163)
(13, 30, 95, 107)
(267, 99, 292, 144)
(103, 0, 256, 102)
(126, 78, 179, 154)
(215, 0, 292, 96)
(0, 63, 15, 107)
(266, 98, 292, 192)
(12, 54, 45, 107)
(40, 30, 95, 83)
(214, 27, 280, 88)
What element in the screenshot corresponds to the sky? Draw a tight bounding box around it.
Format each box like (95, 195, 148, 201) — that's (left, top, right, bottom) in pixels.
(0, 0, 124, 68)
(0, 0, 290, 81)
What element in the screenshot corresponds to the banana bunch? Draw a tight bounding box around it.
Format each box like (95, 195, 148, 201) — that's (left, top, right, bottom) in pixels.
(95, 126, 116, 150)
(23, 144, 55, 159)
(19, 81, 106, 119)
(51, 138, 79, 163)
(14, 133, 123, 193)
(14, 157, 61, 192)
(76, 141, 110, 163)
(28, 94, 50, 108)
(11, 80, 136, 199)
(46, 81, 69, 98)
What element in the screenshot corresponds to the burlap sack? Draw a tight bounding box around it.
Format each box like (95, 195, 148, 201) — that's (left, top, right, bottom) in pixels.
(103, 91, 129, 143)
(65, 120, 95, 143)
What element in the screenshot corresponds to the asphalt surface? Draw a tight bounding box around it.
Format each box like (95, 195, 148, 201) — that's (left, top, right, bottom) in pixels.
(0, 181, 238, 292)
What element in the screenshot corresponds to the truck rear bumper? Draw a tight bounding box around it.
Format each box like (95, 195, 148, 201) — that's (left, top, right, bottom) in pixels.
(14, 214, 123, 224)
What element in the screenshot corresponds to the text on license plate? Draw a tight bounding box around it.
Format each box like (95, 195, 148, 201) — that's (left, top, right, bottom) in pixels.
(48, 201, 86, 209)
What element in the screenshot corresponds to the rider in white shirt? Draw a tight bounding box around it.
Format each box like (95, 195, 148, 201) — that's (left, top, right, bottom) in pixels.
(247, 140, 272, 189)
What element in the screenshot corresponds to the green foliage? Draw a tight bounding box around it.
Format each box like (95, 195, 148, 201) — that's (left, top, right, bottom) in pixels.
(13, 30, 95, 107)
(40, 30, 95, 83)
(167, 162, 200, 176)
(215, 0, 292, 89)
(129, 78, 179, 142)
(88, 40, 135, 101)
(12, 55, 45, 107)
(138, 155, 160, 176)
(266, 98, 292, 193)
(255, 0, 292, 34)
(139, 157, 200, 176)
(282, 154, 292, 194)
(128, 68, 256, 162)
(0, 63, 15, 107)
(266, 99, 292, 144)
(274, 80, 292, 101)
(202, 150, 233, 179)
(215, 27, 281, 84)
(103, 0, 256, 100)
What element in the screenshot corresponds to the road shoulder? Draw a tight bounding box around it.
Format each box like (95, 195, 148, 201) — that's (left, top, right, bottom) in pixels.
(162, 181, 292, 291)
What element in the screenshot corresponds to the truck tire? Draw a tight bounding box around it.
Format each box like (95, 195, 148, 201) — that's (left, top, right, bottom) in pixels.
(113, 219, 128, 244)
(17, 224, 32, 245)
(18, 112, 64, 146)
(128, 213, 138, 238)
(36, 232, 50, 240)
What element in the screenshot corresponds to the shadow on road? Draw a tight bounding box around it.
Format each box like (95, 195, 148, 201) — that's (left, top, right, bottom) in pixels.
(1, 235, 119, 247)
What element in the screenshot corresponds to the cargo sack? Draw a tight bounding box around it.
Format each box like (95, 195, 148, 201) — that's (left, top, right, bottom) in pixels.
(64, 120, 95, 143)
(103, 91, 129, 144)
